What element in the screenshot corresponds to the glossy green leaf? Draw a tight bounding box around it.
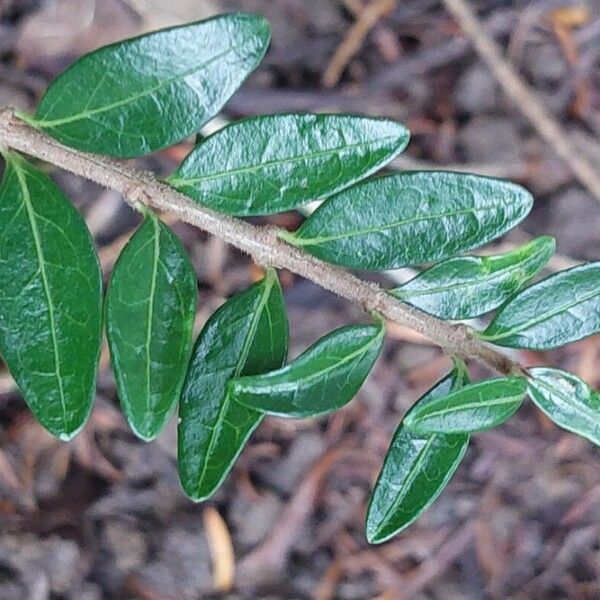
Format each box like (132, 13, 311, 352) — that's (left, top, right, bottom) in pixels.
(106, 215, 197, 440)
(229, 321, 384, 418)
(0, 153, 102, 439)
(167, 113, 409, 216)
(26, 14, 270, 157)
(178, 270, 288, 502)
(404, 377, 527, 435)
(392, 236, 554, 319)
(282, 171, 533, 271)
(481, 263, 600, 350)
(528, 368, 600, 445)
(366, 364, 470, 544)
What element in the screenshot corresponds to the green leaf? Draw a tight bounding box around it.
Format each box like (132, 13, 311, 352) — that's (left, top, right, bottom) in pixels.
(167, 113, 409, 216)
(229, 320, 384, 418)
(392, 236, 555, 319)
(106, 215, 197, 440)
(528, 367, 600, 445)
(481, 262, 600, 350)
(26, 14, 270, 157)
(281, 171, 533, 271)
(366, 364, 470, 544)
(178, 270, 288, 502)
(0, 153, 102, 439)
(404, 377, 527, 435)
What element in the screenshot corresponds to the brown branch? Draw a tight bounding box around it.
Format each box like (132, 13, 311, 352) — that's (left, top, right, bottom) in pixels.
(441, 0, 600, 204)
(0, 107, 522, 377)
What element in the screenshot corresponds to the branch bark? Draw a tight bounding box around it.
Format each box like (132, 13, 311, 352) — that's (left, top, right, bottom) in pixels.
(0, 107, 522, 376)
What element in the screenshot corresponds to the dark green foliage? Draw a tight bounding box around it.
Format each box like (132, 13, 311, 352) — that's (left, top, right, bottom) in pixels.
(3, 12, 599, 545)
(528, 368, 600, 445)
(392, 236, 555, 319)
(366, 365, 470, 544)
(229, 321, 384, 418)
(0, 153, 102, 439)
(178, 271, 288, 501)
(282, 171, 533, 271)
(404, 377, 527, 435)
(106, 215, 197, 440)
(481, 262, 600, 349)
(168, 113, 409, 216)
(27, 14, 270, 157)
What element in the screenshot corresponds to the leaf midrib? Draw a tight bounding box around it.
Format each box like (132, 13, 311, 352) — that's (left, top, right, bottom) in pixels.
(374, 434, 436, 538)
(170, 135, 401, 188)
(414, 393, 523, 423)
(14, 161, 68, 433)
(398, 250, 545, 299)
(531, 376, 600, 426)
(484, 284, 600, 342)
(194, 275, 274, 498)
(143, 217, 161, 424)
(240, 326, 383, 395)
(291, 201, 516, 246)
(35, 46, 236, 128)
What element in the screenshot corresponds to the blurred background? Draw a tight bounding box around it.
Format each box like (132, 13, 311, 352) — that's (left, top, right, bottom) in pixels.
(1, 0, 600, 598)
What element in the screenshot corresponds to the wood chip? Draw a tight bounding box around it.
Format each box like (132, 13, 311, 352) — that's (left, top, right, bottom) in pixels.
(203, 505, 236, 593)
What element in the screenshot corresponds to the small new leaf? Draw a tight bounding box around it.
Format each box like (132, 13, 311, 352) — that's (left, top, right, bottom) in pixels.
(106, 216, 197, 440)
(178, 270, 288, 502)
(392, 236, 555, 319)
(366, 364, 469, 544)
(168, 113, 409, 216)
(27, 14, 270, 157)
(528, 368, 600, 446)
(229, 321, 384, 418)
(282, 171, 533, 271)
(0, 153, 102, 439)
(481, 263, 600, 350)
(404, 377, 527, 435)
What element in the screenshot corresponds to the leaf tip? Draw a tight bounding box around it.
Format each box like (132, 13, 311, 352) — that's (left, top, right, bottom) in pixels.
(179, 473, 219, 503)
(401, 411, 418, 432)
(235, 11, 272, 54)
(389, 120, 411, 150)
(128, 422, 159, 442)
(365, 529, 383, 545)
(538, 234, 557, 250)
(57, 423, 84, 442)
(182, 487, 210, 504)
(364, 515, 393, 545)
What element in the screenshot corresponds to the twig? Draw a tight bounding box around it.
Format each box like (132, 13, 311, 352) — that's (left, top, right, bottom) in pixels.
(237, 447, 352, 585)
(401, 522, 475, 597)
(0, 107, 522, 377)
(440, 0, 600, 204)
(323, 0, 397, 87)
